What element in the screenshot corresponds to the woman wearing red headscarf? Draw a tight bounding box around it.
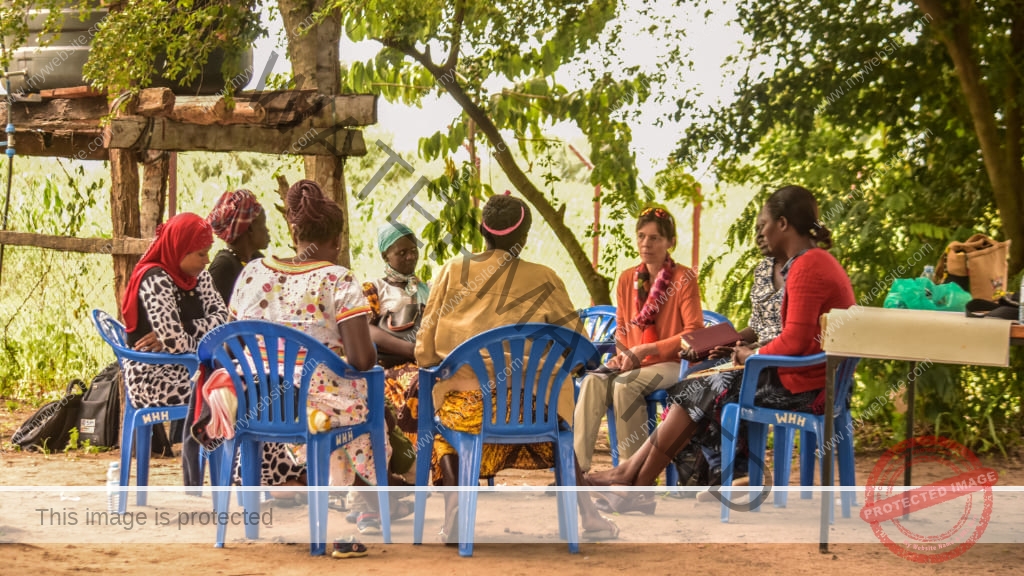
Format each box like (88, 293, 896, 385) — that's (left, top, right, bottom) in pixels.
(120, 213, 229, 408)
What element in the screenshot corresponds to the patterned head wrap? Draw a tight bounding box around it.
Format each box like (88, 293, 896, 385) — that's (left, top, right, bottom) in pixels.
(207, 189, 263, 244)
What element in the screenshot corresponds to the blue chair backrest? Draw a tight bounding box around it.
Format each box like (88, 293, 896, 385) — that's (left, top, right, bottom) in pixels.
(433, 323, 600, 436)
(579, 305, 616, 343)
(702, 310, 730, 327)
(197, 320, 371, 438)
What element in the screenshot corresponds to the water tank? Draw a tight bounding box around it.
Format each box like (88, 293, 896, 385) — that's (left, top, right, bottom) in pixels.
(4, 7, 253, 96)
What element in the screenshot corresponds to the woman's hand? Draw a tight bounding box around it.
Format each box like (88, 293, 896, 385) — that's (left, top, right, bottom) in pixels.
(133, 332, 164, 353)
(707, 345, 734, 361)
(679, 347, 702, 362)
(614, 344, 655, 372)
(732, 344, 757, 366)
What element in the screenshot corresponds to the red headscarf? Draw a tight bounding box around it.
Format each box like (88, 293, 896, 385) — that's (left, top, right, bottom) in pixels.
(120, 213, 214, 333)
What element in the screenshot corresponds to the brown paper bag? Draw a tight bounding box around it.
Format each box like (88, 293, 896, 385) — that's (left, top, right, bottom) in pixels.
(935, 234, 1011, 301)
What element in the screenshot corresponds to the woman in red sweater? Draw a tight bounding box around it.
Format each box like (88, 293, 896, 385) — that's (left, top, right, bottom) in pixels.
(587, 186, 855, 510)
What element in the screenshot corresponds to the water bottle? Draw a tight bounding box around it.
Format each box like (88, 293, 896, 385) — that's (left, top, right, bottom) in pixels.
(106, 462, 120, 514)
(1019, 274, 1023, 323)
(921, 265, 935, 282)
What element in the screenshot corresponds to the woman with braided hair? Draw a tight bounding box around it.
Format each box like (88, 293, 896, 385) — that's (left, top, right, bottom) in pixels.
(416, 192, 620, 543)
(229, 179, 391, 535)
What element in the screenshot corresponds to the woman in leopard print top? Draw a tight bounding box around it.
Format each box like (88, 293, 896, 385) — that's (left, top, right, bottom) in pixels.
(120, 213, 228, 408)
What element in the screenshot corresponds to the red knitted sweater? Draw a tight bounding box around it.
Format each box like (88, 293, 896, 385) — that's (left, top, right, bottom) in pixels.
(759, 248, 855, 394)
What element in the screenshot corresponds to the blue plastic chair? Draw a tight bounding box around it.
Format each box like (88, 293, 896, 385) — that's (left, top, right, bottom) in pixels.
(609, 310, 733, 489)
(412, 323, 600, 557)
(197, 320, 391, 555)
(91, 309, 219, 513)
(719, 352, 860, 523)
(579, 305, 617, 359)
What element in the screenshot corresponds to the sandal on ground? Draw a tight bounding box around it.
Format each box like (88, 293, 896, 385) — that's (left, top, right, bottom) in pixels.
(331, 536, 368, 559)
(328, 494, 347, 512)
(356, 512, 381, 535)
(345, 509, 361, 524)
(594, 491, 657, 515)
(582, 517, 620, 542)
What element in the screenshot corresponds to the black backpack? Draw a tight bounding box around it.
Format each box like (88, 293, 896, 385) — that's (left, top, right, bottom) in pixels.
(78, 362, 122, 448)
(11, 379, 87, 452)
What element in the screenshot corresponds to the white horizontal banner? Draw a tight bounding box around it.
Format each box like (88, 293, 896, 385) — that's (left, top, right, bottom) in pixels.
(1, 486, 1021, 547)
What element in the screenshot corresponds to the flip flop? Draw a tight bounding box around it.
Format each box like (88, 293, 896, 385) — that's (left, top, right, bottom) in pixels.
(582, 518, 620, 542)
(594, 491, 657, 515)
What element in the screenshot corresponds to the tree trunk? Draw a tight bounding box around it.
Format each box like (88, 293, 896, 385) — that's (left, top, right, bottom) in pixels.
(916, 0, 1024, 276)
(392, 45, 613, 304)
(140, 150, 169, 238)
(278, 0, 350, 267)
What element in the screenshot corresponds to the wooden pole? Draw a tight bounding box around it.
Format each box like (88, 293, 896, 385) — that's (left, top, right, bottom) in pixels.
(140, 150, 169, 238)
(168, 152, 177, 218)
(108, 103, 141, 314)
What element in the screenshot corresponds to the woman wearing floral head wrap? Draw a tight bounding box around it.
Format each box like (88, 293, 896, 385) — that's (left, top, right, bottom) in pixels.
(362, 221, 429, 445)
(206, 189, 271, 304)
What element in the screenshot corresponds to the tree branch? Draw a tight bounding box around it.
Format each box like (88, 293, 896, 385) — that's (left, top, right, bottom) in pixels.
(442, 0, 465, 74)
(385, 37, 612, 303)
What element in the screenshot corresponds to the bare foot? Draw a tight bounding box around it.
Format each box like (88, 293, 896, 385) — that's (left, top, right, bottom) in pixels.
(585, 468, 619, 487)
(581, 513, 619, 540)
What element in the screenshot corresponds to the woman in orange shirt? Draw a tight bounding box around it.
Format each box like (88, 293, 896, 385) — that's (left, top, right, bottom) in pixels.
(574, 206, 704, 471)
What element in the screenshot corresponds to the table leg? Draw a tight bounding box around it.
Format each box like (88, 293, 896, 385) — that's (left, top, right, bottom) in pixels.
(820, 355, 841, 554)
(903, 361, 916, 520)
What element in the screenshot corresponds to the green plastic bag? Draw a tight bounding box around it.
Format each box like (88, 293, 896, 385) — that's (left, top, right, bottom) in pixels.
(883, 278, 972, 312)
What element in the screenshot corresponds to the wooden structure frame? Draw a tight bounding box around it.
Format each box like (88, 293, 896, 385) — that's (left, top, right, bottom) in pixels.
(0, 86, 376, 302)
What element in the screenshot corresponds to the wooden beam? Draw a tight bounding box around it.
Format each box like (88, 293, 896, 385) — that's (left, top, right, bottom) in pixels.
(12, 129, 108, 160)
(140, 150, 169, 238)
(2, 97, 109, 132)
(3, 92, 376, 130)
(136, 88, 176, 117)
(106, 117, 368, 156)
(38, 86, 106, 99)
(0, 231, 150, 255)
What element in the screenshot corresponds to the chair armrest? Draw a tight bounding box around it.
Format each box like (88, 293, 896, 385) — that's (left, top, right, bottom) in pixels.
(119, 350, 200, 377)
(737, 352, 826, 408)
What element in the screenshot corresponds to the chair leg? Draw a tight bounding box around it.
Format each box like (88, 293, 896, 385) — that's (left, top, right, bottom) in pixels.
(134, 422, 153, 507)
(606, 407, 619, 467)
(837, 414, 857, 517)
(456, 436, 484, 558)
(556, 434, 579, 554)
(413, 430, 434, 546)
(118, 407, 136, 515)
(239, 440, 263, 540)
(815, 433, 835, 526)
(747, 421, 768, 513)
(307, 440, 327, 556)
(213, 440, 233, 549)
(719, 404, 740, 524)
(800, 430, 816, 500)
(773, 426, 795, 508)
(369, 426, 392, 545)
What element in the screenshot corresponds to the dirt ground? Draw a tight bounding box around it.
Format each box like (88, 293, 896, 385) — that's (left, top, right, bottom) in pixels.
(2, 403, 1023, 574)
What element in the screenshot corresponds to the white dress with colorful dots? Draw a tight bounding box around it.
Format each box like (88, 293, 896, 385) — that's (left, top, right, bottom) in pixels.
(228, 256, 389, 487)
